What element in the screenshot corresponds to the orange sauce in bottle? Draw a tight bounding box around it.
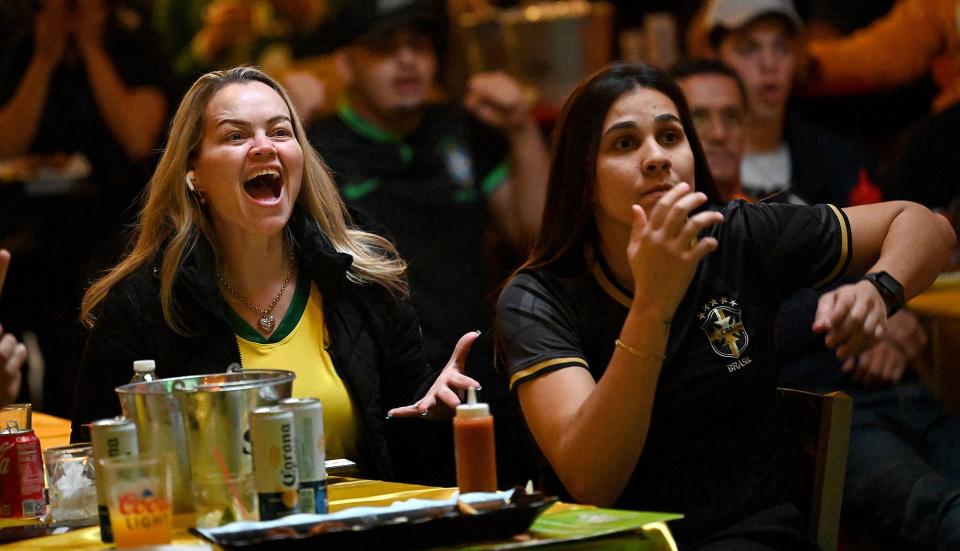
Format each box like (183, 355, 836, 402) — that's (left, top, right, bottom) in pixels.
(453, 388, 497, 493)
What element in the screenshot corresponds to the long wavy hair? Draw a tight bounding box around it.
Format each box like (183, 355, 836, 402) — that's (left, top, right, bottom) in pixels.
(520, 62, 722, 273)
(81, 66, 407, 334)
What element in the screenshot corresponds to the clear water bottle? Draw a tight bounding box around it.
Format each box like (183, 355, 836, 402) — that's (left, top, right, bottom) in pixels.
(130, 359, 156, 383)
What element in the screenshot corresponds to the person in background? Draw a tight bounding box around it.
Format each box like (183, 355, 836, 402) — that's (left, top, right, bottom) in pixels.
(671, 58, 750, 202)
(803, 0, 960, 246)
(153, 0, 338, 101)
(0, 249, 27, 406)
(309, 0, 549, 486)
(673, 59, 960, 549)
(0, 0, 173, 415)
(72, 66, 481, 483)
(495, 62, 955, 548)
(691, 0, 877, 207)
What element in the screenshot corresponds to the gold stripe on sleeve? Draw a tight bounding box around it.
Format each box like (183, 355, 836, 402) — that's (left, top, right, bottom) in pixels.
(813, 204, 851, 288)
(509, 357, 589, 390)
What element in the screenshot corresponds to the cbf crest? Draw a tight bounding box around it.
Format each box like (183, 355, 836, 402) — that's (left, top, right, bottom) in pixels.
(698, 297, 749, 359)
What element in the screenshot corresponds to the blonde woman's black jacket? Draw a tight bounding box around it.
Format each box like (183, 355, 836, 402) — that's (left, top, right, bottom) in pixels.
(71, 209, 438, 482)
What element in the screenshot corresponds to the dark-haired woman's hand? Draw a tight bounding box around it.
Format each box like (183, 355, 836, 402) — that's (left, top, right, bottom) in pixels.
(627, 183, 722, 314)
(386, 331, 481, 420)
(813, 279, 887, 360)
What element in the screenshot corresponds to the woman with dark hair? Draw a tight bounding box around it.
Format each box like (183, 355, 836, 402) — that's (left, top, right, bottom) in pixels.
(496, 63, 955, 549)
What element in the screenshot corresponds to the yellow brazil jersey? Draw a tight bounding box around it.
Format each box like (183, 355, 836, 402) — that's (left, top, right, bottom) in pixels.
(227, 271, 360, 461)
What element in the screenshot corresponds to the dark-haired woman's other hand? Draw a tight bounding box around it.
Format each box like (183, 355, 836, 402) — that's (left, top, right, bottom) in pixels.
(843, 310, 927, 387)
(387, 331, 481, 420)
(814, 279, 888, 360)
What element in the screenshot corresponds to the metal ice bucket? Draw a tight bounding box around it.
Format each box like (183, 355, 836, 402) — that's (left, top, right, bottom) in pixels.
(115, 369, 295, 513)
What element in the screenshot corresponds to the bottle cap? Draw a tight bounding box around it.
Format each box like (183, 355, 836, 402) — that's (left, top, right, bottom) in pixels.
(133, 359, 156, 373)
(456, 387, 489, 418)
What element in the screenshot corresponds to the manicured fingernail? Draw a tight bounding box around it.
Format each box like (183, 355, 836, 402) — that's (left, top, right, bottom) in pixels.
(420, 410, 428, 417)
(475, 385, 482, 391)
(474, 329, 482, 335)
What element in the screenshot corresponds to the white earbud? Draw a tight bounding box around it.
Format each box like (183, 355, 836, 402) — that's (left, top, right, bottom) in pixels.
(185, 170, 197, 192)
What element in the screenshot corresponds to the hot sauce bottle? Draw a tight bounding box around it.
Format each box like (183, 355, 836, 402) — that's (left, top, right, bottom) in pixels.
(453, 388, 497, 493)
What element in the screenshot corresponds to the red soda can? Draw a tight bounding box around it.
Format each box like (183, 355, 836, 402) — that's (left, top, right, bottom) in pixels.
(0, 429, 46, 518)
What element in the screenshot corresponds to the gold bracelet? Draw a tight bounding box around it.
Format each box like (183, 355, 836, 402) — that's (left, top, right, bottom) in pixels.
(615, 339, 665, 361)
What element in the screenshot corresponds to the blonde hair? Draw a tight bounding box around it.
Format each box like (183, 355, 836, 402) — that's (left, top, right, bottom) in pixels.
(81, 66, 407, 334)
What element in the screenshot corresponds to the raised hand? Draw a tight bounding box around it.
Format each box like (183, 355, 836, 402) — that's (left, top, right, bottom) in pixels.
(33, 0, 69, 71)
(464, 72, 533, 133)
(628, 183, 723, 312)
(194, 1, 255, 61)
(386, 331, 481, 420)
(72, 0, 108, 56)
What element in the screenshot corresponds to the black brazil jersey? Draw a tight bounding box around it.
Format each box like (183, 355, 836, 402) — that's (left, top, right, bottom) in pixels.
(309, 102, 510, 369)
(496, 201, 851, 541)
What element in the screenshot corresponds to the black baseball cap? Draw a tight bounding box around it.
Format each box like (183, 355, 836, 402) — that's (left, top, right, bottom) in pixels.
(326, 0, 447, 51)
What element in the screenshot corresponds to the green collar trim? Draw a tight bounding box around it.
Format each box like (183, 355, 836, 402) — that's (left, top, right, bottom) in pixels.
(225, 268, 311, 344)
(337, 98, 404, 144)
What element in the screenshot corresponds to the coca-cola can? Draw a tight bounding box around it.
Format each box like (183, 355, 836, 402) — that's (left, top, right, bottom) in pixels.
(0, 429, 46, 518)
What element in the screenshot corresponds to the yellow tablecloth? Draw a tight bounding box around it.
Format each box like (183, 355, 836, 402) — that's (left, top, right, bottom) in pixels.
(34, 412, 72, 449)
(0, 477, 461, 549)
(0, 417, 674, 549)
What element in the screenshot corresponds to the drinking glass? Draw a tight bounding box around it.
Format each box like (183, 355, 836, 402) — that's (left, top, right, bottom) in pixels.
(44, 443, 98, 522)
(98, 455, 173, 548)
(0, 403, 31, 431)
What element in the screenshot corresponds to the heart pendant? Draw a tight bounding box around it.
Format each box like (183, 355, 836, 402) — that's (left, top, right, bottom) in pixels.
(258, 315, 276, 333)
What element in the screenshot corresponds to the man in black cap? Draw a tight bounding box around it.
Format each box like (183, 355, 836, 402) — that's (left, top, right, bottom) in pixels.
(309, 0, 548, 487)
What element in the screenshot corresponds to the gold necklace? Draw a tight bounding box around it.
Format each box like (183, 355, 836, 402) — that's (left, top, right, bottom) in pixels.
(217, 249, 296, 334)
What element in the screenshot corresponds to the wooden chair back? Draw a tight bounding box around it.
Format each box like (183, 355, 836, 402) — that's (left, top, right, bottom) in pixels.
(778, 387, 853, 551)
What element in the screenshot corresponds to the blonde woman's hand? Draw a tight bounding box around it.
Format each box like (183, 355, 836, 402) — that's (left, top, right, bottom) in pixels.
(628, 183, 722, 313)
(386, 331, 481, 420)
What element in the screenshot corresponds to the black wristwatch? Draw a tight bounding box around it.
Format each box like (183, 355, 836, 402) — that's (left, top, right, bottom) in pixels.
(862, 271, 905, 316)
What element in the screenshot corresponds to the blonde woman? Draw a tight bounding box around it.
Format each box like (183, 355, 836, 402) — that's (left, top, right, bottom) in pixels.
(72, 66, 478, 482)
